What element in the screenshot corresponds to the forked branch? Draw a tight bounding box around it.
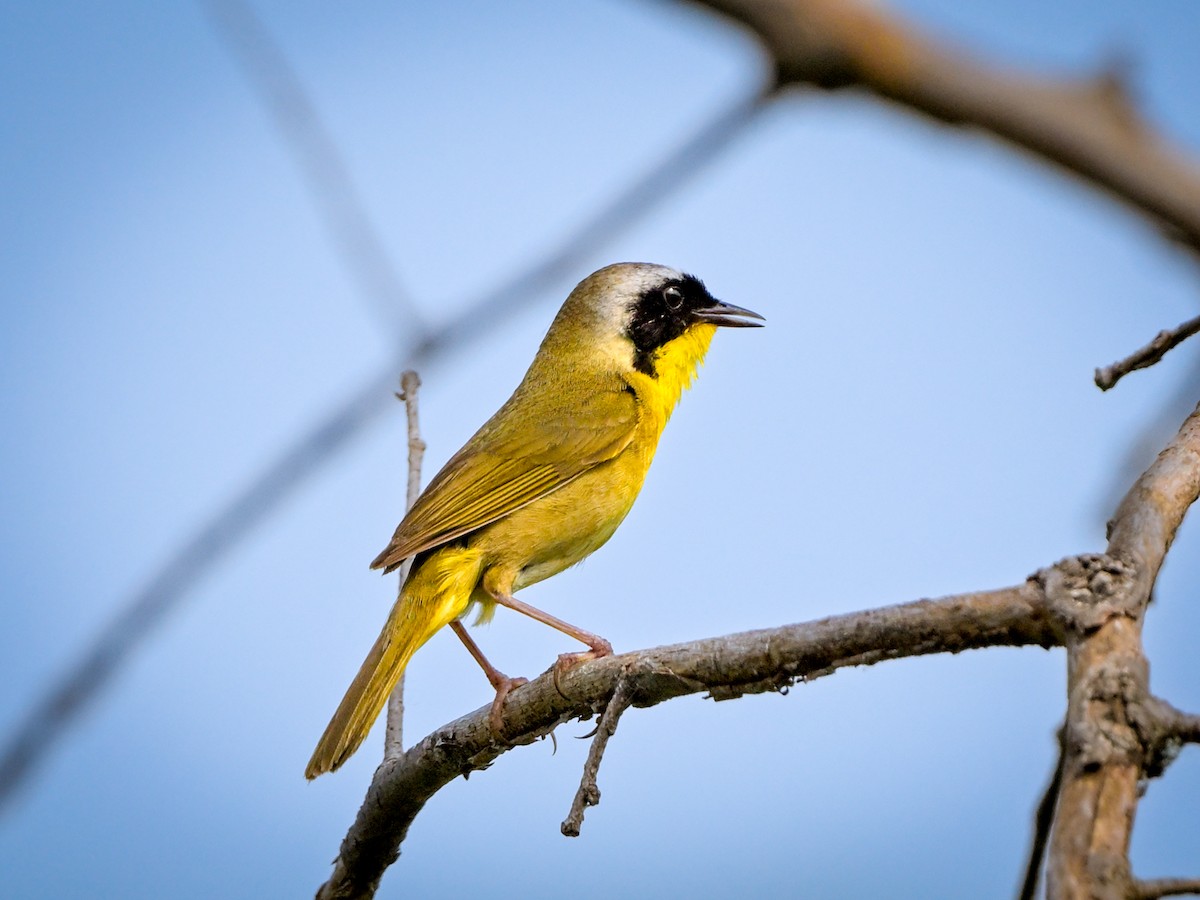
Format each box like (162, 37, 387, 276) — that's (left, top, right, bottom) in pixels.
(1045, 401, 1200, 898)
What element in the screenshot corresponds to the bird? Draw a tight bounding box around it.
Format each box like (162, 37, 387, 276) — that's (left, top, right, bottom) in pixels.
(305, 262, 763, 779)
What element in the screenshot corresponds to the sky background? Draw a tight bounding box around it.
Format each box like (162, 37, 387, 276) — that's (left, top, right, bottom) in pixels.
(2, 1, 1199, 897)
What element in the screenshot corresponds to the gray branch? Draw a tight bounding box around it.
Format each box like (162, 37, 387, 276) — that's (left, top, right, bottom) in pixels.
(316, 583, 1057, 898)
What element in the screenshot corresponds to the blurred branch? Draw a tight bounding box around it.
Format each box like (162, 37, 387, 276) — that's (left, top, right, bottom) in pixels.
(385, 371, 425, 760)
(1095, 314, 1200, 390)
(1017, 725, 1066, 900)
(200, 0, 423, 337)
(1046, 401, 1200, 898)
(316, 584, 1058, 898)
(0, 368, 396, 812)
(0, 86, 765, 816)
(683, 0, 1200, 255)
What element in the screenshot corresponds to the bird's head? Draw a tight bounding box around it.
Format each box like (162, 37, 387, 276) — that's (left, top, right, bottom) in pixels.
(543, 262, 763, 384)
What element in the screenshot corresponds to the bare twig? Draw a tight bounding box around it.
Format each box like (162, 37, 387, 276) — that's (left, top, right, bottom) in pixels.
(398, 372, 425, 516)
(200, 0, 423, 337)
(1017, 725, 1066, 900)
(315, 583, 1058, 899)
(1160, 708, 1200, 744)
(0, 87, 764, 815)
(685, 0, 1200, 255)
(1094, 315, 1200, 390)
(561, 663, 641, 837)
(1133, 878, 1200, 900)
(385, 371, 425, 760)
(1135, 696, 1200, 782)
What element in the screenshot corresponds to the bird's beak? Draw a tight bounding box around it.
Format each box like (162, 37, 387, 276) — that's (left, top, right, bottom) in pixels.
(691, 300, 765, 328)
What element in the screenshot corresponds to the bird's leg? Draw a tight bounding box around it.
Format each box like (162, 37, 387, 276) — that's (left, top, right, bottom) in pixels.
(485, 590, 613, 691)
(449, 620, 527, 734)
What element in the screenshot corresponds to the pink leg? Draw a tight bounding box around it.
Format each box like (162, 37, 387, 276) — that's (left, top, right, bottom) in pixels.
(449, 620, 527, 733)
(486, 590, 613, 685)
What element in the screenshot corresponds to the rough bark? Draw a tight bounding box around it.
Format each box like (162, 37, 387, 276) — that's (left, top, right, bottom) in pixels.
(316, 585, 1057, 899)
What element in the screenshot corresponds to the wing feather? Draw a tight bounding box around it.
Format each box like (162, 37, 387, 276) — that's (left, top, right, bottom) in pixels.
(371, 378, 637, 572)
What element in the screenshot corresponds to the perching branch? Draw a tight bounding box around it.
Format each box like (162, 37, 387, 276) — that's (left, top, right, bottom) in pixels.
(385, 371, 425, 760)
(683, 0, 1200, 256)
(317, 399, 1200, 899)
(1095, 314, 1200, 390)
(315, 583, 1058, 898)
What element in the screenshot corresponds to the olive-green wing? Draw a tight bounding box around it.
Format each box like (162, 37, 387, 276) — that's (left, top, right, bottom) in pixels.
(370, 381, 637, 572)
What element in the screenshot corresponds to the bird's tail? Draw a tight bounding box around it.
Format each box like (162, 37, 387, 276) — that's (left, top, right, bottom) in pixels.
(305, 550, 481, 779)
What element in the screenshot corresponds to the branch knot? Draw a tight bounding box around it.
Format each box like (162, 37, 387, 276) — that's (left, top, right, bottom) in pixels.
(1036, 554, 1138, 636)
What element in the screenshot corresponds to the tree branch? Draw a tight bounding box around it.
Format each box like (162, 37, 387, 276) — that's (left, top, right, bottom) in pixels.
(1106, 401, 1200, 591)
(385, 371, 425, 760)
(1151, 702, 1200, 745)
(560, 662, 640, 837)
(1046, 402, 1200, 899)
(201, 0, 422, 336)
(683, 0, 1200, 255)
(1134, 878, 1200, 900)
(1018, 725, 1066, 900)
(1095, 315, 1200, 391)
(315, 583, 1058, 898)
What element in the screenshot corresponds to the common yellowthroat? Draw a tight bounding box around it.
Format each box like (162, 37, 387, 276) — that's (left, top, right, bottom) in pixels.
(306, 262, 762, 778)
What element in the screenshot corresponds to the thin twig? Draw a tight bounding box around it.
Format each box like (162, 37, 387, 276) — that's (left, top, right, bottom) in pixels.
(1165, 711, 1200, 744)
(561, 665, 640, 837)
(1139, 696, 1200, 778)
(385, 371, 425, 760)
(1133, 878, 1200, 899)
(1017, 725, 1066, 900)
(0, 87, 764, 815)
(1094, 314, 1200, 390)
(200, 0, 423, 337)
(316, 583, 1058, 898)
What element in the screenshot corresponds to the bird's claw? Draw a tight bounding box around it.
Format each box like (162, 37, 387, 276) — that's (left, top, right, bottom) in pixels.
(552, 639, 614, 697)
(488, 675, 529, 736)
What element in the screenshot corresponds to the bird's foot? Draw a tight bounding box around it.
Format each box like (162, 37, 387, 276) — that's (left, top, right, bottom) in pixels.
(552, 638, 614, 697)
(488, 675, 529, 735)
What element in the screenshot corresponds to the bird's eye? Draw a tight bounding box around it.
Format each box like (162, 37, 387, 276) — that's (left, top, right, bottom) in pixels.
(663, 286, 684, 311)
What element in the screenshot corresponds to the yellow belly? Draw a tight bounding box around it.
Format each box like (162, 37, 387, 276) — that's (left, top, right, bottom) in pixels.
(459, 321, 716, 617)
(471, 439, 651, 596)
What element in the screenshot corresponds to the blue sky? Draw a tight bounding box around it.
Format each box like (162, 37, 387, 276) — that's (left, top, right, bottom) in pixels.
(2, 2, 1199, 897)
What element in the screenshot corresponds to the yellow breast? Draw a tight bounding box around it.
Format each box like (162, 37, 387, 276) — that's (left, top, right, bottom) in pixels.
(472, 321, 718, 601)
